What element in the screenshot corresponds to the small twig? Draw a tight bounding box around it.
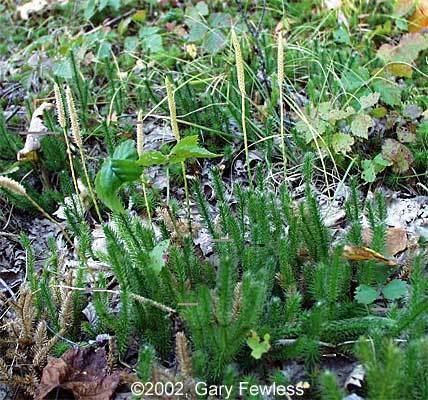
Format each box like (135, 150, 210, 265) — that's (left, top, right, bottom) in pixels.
(54, 285, 177, 315)
(0, 277, 16, 300)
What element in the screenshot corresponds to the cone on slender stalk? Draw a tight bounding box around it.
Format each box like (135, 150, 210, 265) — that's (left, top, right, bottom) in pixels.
(54, 83, 83, 210)
(231, 29, 251, 183)
(0, 177, 72, 244)
(277, 31, 287, 180)
(136, 110, 152, 227)
(165, 76, 191, 232)
(65, 87, 102, 222)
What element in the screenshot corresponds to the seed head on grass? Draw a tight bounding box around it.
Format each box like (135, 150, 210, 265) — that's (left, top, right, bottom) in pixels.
(0, 176, 26, 196)
(65, 86, 102, 221)
(54, 83, 66, 129)
(55, 83, 82, 208)
(277, 31, 284, 88)
(65, 86, 82, 148)
(0, 177, 72, 244)
(165, 77, 180, 141)
(231, 28, 251, 183)
(231, 28, 246, 96)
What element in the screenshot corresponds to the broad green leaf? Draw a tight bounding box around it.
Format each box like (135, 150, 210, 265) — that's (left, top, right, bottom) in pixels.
(372, 80, 402, 106)
(373, 153, 393, 168)
(148, 240, 170, 274)
(204, 30, 226, 53)
(355, 284, 378, 305)
(362, 160, 377, 183)
(341, 67, 370, 92)
(124, 36, 139, 52)
(95, 140, 139, 213)
(137, 150, 168, 167)
(169, 135, 221, 164)
(111, 160, 142, 181)
(53, 59, 73, 79)
(351, 113, 373, 139)
(84, 0, 96, 19)
(319, 103, 354, 122)
(361, 154, 392, 183)
(360, 92, 380, 110)
(143, 34, 163, 53)
(195, 1, 209, 15)
(382, 279, 407, 300)
(332, 133, 354, 155)
(333, 26, 350, 44)
(247, 331, 271, 360)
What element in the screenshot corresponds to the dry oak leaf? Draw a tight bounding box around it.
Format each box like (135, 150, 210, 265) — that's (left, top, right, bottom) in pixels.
(36, 347, 120, 400)
(17, 102, 53, 161)
(362, 227, 408, 256)
(342, 245, 397, 266)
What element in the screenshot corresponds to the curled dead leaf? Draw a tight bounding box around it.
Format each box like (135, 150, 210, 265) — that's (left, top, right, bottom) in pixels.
(342, 245, 397, 266)
(17, 102, 53, 161)
(17, 0, 68, 20)
(36, 347, 120, 400)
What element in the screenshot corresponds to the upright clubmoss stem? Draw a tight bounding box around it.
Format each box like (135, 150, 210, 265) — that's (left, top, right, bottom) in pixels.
(231, 29, 251, 184)
(65, 87, 102, 222)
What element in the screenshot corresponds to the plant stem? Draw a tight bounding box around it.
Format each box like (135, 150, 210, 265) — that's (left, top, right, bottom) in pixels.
(241, 95, 251, 183)
(78, 146, 102, 222)
(141, 175, 152, 228)
(62, 126, 84, 211)
(181, 161, 192, 234)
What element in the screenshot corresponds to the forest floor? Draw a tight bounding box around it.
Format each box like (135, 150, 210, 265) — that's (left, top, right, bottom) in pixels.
(0, 1, 427, 400)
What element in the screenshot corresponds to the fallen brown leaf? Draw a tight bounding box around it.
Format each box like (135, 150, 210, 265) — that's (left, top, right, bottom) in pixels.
(36, 347, 120, 400)
(362, 227, 408, 256)
(342, 245, 397, 266)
